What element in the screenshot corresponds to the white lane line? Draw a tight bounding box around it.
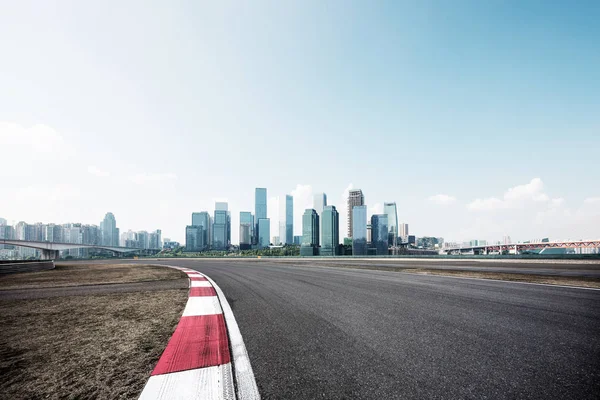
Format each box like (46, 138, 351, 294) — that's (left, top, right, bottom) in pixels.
(182, 296, 223, 317)
(191, 281, 213, 287)
(403, 271, 600, 291)
(203, 274, 261, 400)
(139, 363, 235, 400)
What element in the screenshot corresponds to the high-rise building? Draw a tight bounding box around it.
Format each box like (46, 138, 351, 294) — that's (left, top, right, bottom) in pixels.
(186, 225, 204, 252)
(215, 202, 228, 211)
(352, 205, 367, 255)
(383, 202, 398, 246)
(301, 209, 319, 256)
(213, 203, 229, 250)
(257, 218, 270, 248)
(100, 212, 119, 247)
(0, 218, 6, 226)
(313, 193, 327, 246)
(255, 188, 267, 244)
(279, 195, 293, 245)
(239, 212, 254, 250)
(347, 189, 364, 238)
(400, 223, 409, 242)
(293, 235, 302, 245)
(192, 212, 211, 250)
(371, 214, 389, 255)
(272, 236, 280, 245)
(320, 205, 339, 256)
(149, 229, 162, 249)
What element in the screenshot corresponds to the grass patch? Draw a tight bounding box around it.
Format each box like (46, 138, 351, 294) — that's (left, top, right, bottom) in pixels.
(0, 289, 188, 399)
(0, 263, 184, 290)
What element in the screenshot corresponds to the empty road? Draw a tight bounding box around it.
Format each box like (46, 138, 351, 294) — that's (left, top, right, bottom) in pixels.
(133, 259, 600, 398)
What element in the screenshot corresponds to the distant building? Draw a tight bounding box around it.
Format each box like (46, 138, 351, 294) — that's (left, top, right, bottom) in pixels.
(163, 240, 180, 250)
(371, 214, 389, 255)
(279, 195, 293, 245)
(186, 225, 204, 252)
(301, 209, 319, 256)
(213, 203, 229, 250)
(255, 188, 267, 244)
(320, 205, 339, 256)
(100, 212, 119, 247)
(257, 218, 270, 248)
(192, 212, 211, 250)
(384, 202, 398, 246)
(293, 235, 302, 245)
(272, 236, 280, 245)
(347, 189, 364, 238)
(400, 223, 409, 242)
(313, 193, 327, 246)
(352, 205, 367, 255)
(239, 212, 254, 250)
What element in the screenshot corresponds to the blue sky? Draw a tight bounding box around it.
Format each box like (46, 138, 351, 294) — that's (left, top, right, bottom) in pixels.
(1, 0, 598, 243)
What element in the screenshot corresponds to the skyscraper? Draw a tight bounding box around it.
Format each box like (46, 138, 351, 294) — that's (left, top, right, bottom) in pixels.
(186, 225, 204, 252)
(352, 205, 367, 255)
(371, 214, 389, 255)
(239, 212, 254, 250)
(313, 193, 327, 246)
(400, 223, 409, 242)
(192, 212, 211, 250)
(279, 195, 293, 245)
(213, 202, 229, 250)
(383, 202, 398, 247)
(100, 212, 119, 247)
(257, 218, 270, 248)
(301, 209, 319, 256)
(347, 189, 364, 238)
(255, 188, 267, 244)
(320, 205, 339, 256)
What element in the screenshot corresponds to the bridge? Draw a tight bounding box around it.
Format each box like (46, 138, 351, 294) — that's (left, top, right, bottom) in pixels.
(442, 240, 600, 255)
(0, 239, 145, 260)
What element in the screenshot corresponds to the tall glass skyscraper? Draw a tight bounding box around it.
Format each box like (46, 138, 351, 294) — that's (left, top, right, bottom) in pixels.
(383, 202, 398, 246)
(239, 211, 254, 250)
(301, 209, 319, 256)
(255, 188, 267, 244)
(352, 205, 367, 255)
(313, 193, 327, 246)
(321, 205, 339, 256)
(257, 218, 270, 248)
(279, 195, 293, 245)
(347, 189, 364, 238)
(371, 214, 389, 255)
(192, 212, 210, 250)
(213, 202, 229, 250)
(100, 212, 119, 247)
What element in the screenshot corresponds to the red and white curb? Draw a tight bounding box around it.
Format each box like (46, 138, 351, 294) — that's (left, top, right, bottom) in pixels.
(139, 267, 260, 400)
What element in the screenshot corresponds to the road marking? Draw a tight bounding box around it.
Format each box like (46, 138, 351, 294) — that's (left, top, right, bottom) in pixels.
(191, 280, 213, 287)
(182, 296, 222, 316)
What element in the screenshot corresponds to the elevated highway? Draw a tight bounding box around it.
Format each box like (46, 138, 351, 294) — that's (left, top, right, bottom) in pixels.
(0, 239, 143, 260)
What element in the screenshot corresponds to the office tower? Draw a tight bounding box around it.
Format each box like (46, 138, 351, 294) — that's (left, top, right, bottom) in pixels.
(192, 212, 211, 250)
(149, 229, 162, 249)
(257, 218, 270, 248)
(347, 189, 364, 238)
(213, 202, 229, 250)
(255, 188, 267, 244)
(400, 223, 409, 242)
(371, 214, 389, 255)
(272, 236, 280, 245)
(300, 209, 319, 256)
(313, 193, 327, 246)
(215, 202, 228, 211)
(383, 202, 398, 246)
(293, 235, 302, 245)
(0, 218, 6, 226)
(100, 212, 119, 247)
(352, 205, 367, 255)
(320, 205, 339, 256)
(279, 195, 293, 245)
(137, 231, 149, 249)
(186, 225, 204, 252)
(366, 223, 372, 245)
(239, 212, 254, 250)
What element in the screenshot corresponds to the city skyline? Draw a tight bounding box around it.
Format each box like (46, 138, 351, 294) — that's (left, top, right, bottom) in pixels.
(1, 2, 598, 245)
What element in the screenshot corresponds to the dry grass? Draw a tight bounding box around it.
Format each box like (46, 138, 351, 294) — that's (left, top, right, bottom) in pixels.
(402, 268, 600, 288)
(0, 263, 183, 290)
(0, 289, 188, 399)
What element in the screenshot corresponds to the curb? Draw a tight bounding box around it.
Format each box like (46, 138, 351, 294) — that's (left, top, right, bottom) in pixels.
(138, 266, 260, 399)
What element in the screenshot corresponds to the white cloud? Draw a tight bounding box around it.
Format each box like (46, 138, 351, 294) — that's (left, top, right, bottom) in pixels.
(0, 121, 67, 154)
(129, 173, 177, 184)
(369, 203, 383, 215)
(584, 197, 600, 204)
(428, 194, 457, 205)
(87, 165, 109, 177)
(467, 178, 554, 211)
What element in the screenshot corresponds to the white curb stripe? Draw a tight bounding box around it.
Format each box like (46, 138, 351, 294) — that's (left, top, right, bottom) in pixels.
(203, 274, 261, 400)
(186, 273, 205, 278)
(191, 281, 213, 287)
(139, 363, 235, 400)
(182, 296, 223, 317)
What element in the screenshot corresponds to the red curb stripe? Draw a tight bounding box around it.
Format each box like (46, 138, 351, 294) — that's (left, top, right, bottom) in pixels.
(189, 287, 217, 297)
(189, 276, 208, 281)
(151, 314, 231, 376)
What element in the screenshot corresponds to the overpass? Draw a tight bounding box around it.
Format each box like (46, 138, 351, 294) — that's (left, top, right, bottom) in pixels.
(443, 240, 600, 255)
(0, 239, 145, 260)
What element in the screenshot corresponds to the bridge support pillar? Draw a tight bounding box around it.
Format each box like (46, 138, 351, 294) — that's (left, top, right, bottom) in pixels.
(41, 249, 59, 260)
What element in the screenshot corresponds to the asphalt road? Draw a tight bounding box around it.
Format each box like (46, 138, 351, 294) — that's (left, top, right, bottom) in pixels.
(133, 259, 600, 399)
